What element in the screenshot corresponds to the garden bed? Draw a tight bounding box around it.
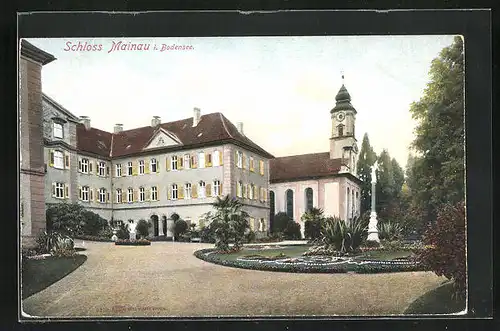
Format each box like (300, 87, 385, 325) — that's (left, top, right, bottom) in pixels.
(115, 239, 151, 246)
(194, 245, 426, 274)
(73, 235, 114, 242)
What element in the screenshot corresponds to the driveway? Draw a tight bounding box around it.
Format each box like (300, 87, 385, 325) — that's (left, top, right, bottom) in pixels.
(22, 240, 444, 317)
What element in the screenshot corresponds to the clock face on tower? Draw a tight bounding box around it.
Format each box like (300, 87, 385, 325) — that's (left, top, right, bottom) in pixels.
(336, 112, 345, 122)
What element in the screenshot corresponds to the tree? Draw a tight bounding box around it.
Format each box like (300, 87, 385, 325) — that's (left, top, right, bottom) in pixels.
(376, 149, 396, 219)
(174, 219, 188, 240)
(356, 133, 378, 213)
(271, 212, 291, 233)
(408, 36, 464, 224)
(202, 195, 250, 252)
(302, 208, 324, 240)
(136, 219, 151, 238)
(391, 158, 405, 197)
(46, 202, 109, 237)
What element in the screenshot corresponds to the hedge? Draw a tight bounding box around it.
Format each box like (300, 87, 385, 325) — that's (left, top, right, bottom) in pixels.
(115, 239, 151, 246)
(193, 248, 427, 274)
(73, 235, 114, 242)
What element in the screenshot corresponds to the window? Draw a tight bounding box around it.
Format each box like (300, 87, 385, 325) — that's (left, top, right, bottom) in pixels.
(139, 160, 145, 174)
(305, 188, 314, 212)
(237, 181, 243, 197)
(151, 158, 157, 173)
(249, 156, 254, 172)
(128, 220, 134, 224)
(139, 187, 145, 202)
(207, 153, 212, 167)
(236, 151, 243, 168)
(213, 150, 220, 166)
(127, 188, 133, 203)
(53, 182, 64, 198)
(171, 184, 178, 200)
(185, 183, 192, 199)
(151, 186, 158, 201)
(115, 164, 122, 177)
(80, 158, 89, 173)
(249, 184, 255, 200)
(116, 189, 122, 203)
(184, 155, 191, 169)
(99, 188, 106, 203)
(355, 191, 359, 215)
(81, 186, 89, 202)
(54, 151, 64, 169)
(286, 189, 294, 219)
(269, 191, 275, 218)
(53, 122, 63, 139)
(213, 180, 221, 196)
(171, 156, 178, 170)
(127, 162, 133, 176)
(198, 152, 205, 168)
(98, 161, 106, 176)
(338, 124, 344, 137)
(259, 160, 264, 176)
(199, 181, 206, 198)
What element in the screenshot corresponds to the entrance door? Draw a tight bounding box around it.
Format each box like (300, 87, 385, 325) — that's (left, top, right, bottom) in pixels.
(151, 215, 159, 237)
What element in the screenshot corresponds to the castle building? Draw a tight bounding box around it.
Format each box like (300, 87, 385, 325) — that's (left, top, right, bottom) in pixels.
(269, 82, 362, 237)
(42, 95, 273, 238)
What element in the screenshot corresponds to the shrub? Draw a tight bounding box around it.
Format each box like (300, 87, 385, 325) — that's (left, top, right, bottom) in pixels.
(171, 213, 180, 222)
(272, 212, 291, 233)
(200, 225, 216, 243)
(96, 226, 114, 239)
(46, 202, 109, 237)
(417, 201, 465, 299)
(174, 219, 188, 239)
(364, 240, 381, 248)
(115, 223, 130, 240)
(378, 221, 404, 241)
(320, 216, 368, 254)
(36, 231, 74, 255)
(302, 208, 324, 240)
(245, 230, 256, 243)
(115, 239, 151, 246)
(283, 221, 301, 240)
(81, 210, 108, 236)
(136, 219, 151, 238)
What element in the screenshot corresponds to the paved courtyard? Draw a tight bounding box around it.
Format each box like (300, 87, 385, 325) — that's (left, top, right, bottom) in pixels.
(22, 240, 444, 317)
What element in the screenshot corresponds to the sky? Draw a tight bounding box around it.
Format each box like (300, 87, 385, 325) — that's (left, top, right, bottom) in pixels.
(27, 35, 456, 169)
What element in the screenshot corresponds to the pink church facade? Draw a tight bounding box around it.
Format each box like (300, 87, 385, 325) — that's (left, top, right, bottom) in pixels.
(269, 83, 363, 238)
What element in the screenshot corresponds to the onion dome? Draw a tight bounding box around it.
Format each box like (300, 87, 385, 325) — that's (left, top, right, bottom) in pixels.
(331, 84, 357, 113)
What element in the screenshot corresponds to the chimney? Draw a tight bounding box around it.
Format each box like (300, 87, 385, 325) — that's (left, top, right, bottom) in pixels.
(237, 122, 244, 135)
(151, 116, 161, 127)
(80, 116, 91, 130)
(193, 107, 201, 127)
(114, 123, 123, 133)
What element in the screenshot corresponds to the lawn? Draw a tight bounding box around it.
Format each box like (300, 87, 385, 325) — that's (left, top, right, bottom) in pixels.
(404, 281, 466, 314)
(21, 254, 87, 299)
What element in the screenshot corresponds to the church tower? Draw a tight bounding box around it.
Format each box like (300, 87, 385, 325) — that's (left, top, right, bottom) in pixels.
(329, 78, 359, 174)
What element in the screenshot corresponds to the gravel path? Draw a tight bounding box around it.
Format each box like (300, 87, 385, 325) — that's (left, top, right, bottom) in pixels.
(21, 240, 444, 317)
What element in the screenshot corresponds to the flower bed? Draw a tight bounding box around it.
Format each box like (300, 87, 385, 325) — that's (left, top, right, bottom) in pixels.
(194, 248, 427, 274)
(115, 239, 151, 246)
(74, 235, 114, 242)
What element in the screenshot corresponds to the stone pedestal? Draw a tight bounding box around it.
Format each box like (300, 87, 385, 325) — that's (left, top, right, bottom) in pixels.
(367, 211, 380, 242)
(158, 219, 164, 236)
(166, 218, 174, 237)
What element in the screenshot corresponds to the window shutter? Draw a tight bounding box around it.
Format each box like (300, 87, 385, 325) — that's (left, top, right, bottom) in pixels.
(49, 150, 54, 167)
(191, 155, 197, 169)
(145, 160, 150, 174)
(90, 188, 93, 201)
(156, 161, 160, 173)
(95, 162, 99, 175)
(166, 158, 170, 171)
(206, 183, 212, 197)
(192, 184, 198, 198)
(89, 161, 93, 173)
(243, 154, 246, 169)
(167, 188, 171, 200)
(220, 150, 224, 166)
(78, 186, 82, 200)
(94, 188, 98, 202)
(234, 150, 238, 165)
(236, 183, 240, 197)
(133, 189, 137, 202)
(132, 162, 137, 176)
(106, 166, 110, 176)
(64, 184, 69, 199)
(260, 160, 264, 176)
(78, 159, 82, 172)
(178, 156, 183, 170)
(219, 184, 223, 196)
(205, 153, 210, 167)
(179, 186, 184, 199)
(145, 187, 150, 201)
(51, 183, 56, 197)
(112, 190, 115, 204)
(107, 191, 110, 203)
(64, 153, 70, 169)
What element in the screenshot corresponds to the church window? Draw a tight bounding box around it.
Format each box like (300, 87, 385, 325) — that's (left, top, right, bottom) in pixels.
(305, 188, 314, 212)
(337, 125, 344, 137)
(286, 189, 294, 220)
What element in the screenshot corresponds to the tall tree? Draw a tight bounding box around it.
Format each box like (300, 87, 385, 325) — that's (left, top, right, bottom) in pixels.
(391, 158, 405, 198)
(375, 149, 396, 218)
(408, 36, 465, 224)
(356, 133, 377, 213)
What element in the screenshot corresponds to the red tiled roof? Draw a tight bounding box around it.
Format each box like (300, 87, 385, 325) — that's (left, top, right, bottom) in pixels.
(76, 112, 273, 159)
(270, 152, 346, 183)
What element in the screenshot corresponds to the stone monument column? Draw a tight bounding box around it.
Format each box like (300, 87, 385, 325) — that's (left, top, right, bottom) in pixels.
(166, 217, 174, 238)
(129, 221, 137, 240)
(367, 163, 380, 242)
(158, 218, 164, 236)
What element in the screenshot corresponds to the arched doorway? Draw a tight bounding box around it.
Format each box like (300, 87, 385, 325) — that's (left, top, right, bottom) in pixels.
(286, 189, 294, 220)
(151, 214, 159, 237)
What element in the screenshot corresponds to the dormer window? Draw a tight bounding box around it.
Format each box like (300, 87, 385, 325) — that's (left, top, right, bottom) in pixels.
(53, 122, 63, 139)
